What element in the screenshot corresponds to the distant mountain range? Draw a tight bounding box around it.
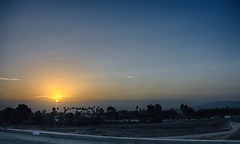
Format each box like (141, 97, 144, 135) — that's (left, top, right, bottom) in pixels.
(192, 101, 240, 110)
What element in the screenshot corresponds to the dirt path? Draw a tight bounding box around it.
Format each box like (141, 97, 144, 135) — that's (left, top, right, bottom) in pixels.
(161, 122, 240, 140)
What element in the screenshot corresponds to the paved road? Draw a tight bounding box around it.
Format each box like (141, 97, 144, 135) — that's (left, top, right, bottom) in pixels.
(0, 131, 114, 144)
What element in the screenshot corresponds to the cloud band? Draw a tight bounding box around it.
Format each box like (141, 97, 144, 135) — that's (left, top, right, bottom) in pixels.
(0, 77, 20, 81)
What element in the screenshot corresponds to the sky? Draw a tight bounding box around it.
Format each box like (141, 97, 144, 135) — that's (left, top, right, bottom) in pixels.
(0, 0, 240, 110)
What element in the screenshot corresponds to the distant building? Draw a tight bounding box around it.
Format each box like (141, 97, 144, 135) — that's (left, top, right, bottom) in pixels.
(224, 115, 231, 119)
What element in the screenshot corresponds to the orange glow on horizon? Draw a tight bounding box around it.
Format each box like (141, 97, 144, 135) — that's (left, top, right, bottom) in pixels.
(36, 77, 82, 102)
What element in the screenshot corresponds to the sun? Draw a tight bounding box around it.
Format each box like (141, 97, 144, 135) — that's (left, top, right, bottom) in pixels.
(52, 93, 63, 102)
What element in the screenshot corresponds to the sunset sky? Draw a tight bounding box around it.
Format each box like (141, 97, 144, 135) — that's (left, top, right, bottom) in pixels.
(0, 0, 240, 109)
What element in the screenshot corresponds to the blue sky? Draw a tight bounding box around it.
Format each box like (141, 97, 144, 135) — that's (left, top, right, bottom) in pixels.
(0, 0, 240, 105)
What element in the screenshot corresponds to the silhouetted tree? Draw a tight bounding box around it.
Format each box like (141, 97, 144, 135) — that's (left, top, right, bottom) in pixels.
(180, 104, 195, 118)
(136, 106, 139, 111)
(2, 102, 240, 127)
(155, 104, 162, 112)
(16, 104, 32, 124)
(107, 106, 116, 113)
(147, 104, 155, 113)
(98, 108, 104, 114)
(32, 110, 44, 125)
(58, 112, 65, 126)
(162, 108, 178, 120)
(1, 107, 17, 124)
(107, 106, 117, 119)
(47, 107, 57, 127)
(153, 104, 162, 123)
(65, 113, 74, 126)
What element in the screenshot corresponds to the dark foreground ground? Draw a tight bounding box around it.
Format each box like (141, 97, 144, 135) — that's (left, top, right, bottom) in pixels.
(1, 128, 240, 144)
(2, 118, 240, 144)
(11, 119, 238, 138)
(0, 131, 113, 144)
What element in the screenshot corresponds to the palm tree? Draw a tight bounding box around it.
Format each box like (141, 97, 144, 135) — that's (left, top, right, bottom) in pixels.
(136, 106, 139, 111)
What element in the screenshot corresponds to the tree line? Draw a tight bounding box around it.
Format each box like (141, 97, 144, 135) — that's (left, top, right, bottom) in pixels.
(0, 103, 240, 127)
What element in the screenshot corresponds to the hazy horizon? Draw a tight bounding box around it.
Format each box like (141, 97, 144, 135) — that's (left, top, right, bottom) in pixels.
(1, 0, 240, 110)
(1, 95, 239, 112)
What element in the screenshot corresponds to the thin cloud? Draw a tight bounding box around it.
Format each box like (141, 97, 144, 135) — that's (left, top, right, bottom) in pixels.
(0, 77, 20, 81)
(34, 95, 49, 98)
(34, 95, 73, 99)
(127, 76, 137, 79)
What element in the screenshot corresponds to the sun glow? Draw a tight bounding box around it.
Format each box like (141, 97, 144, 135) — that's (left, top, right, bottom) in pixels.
(32, 74, 93, 102)
(52, 93, 62, 102)
(36, 78, 81, 102)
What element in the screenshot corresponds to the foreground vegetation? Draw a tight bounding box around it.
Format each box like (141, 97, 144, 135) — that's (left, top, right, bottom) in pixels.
(0, 103, 240, 127)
